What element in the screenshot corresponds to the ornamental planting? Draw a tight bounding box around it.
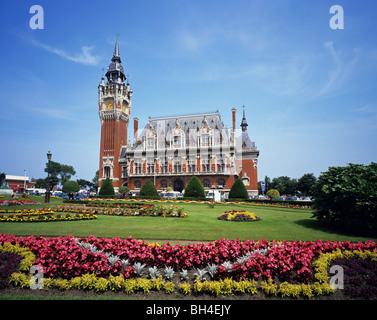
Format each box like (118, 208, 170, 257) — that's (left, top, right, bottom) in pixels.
(0, 234, 376, 298)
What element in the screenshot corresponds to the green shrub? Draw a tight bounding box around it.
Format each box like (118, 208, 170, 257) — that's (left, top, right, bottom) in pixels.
(229, 178, 249, 200)
(140, 180, 159, 198)
(266, 189, 280, 199)
(311, 162, 377, 236)
(62, 180, 80, 194)
(99, 177, 115, 196)
(184, 176, 205, 198)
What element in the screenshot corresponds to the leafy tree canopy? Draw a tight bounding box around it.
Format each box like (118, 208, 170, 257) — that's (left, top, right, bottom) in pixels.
(119, 186, 130, 195)
(312, 162, 377, 236)
(44, 161, 76, 187)
(62, 180, 80, 194)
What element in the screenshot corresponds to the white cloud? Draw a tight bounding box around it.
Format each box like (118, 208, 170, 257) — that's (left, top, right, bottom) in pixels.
(313, 41, 359, 99)
(26, 37, 100, 66)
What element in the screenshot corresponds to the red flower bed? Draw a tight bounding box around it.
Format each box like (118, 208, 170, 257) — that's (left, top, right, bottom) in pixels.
(0, 233, 376, 284)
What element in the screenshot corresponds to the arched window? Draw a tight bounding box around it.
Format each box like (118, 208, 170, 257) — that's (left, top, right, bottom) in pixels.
(160, 180, 167, 189)
(203, 179, 210, 188)
(134, 180, 141, 189)
(217, 179, 225, 188)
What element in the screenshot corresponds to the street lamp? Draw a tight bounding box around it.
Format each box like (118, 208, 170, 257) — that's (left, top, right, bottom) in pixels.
(45, 151, 52, 203)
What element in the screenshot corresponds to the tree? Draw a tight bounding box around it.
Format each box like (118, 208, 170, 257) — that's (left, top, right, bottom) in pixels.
(92, 170, 99, 192)
(44, 161, 76, 187)
(270, 176, 297, 195)
(77, 179, 93, 190)
(184, 176, 206, 198)
(312, 163, 377, 236)
(229, 178, 249, 200)
(297, 173, 317, 195)
(62, 180, 80, 194)
(35, 176, 59, 190)
(266, 189, 280, 199)
(119, 186, 130, 197)
(140, 180, 159, 198)
(99, 177, 115, 196)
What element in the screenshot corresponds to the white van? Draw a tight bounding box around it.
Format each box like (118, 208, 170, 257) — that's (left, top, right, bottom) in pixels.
(161, 191, 182, 199)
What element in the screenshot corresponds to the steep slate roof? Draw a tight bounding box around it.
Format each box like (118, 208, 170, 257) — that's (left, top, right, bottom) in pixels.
(119, 109, 256, 157)
(137, 110, 231, 147)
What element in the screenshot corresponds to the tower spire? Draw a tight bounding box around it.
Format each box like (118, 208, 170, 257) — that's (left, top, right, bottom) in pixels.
(240, 105, 248, 132)
(106, 36, 125, 83)
(114, 34, 120, 58)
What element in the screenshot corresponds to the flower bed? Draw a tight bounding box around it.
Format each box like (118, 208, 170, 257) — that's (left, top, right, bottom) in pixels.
(54, 204, 188, 218)
(217, 210, 261, 222)
(0, 213, 97, 222)
(0, 203, 188, 222)
(0, 251, 22, 289)
(71, 197, 312, 210)
(1, 234, 377, 298)
(0, 200, 39, 207)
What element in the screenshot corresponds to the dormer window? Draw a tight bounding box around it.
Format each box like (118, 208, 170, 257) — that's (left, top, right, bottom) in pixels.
(173, 135, 181, 147)
(202, 134, 210, 147)
(147, 137, 154, 149)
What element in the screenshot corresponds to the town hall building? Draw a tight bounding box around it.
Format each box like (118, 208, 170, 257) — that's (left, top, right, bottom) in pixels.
(98, 40, 260, 197)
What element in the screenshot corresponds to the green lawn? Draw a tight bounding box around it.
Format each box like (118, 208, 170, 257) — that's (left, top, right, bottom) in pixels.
(0, 196, 375, 242)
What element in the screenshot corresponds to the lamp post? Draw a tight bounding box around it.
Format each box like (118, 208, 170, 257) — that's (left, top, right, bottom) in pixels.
(45, 151, 52, 203)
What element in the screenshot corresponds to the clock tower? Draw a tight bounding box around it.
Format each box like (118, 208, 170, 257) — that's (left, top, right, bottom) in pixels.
(98, 39, 132, 190)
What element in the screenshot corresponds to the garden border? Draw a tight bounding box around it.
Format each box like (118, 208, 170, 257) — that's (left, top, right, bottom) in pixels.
(1, 238, 376, 298)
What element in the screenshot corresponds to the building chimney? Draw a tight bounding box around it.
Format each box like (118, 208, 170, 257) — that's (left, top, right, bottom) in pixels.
(232, 108, 236, 132)
(133, 117, 139, 145)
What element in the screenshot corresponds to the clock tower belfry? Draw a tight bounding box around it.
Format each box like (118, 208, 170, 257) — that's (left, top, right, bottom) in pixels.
(98, 39, 132, 190)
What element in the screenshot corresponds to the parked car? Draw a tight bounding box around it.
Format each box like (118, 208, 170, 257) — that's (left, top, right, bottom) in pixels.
(162, 191, 182, 198)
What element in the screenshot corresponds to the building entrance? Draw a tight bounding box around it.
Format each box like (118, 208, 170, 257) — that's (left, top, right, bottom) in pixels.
(173, 179, 184, 192)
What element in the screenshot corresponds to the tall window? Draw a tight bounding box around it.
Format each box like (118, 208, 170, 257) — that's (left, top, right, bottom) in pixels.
(174, 158, 181, 173)
(188, 156, 196, 173)
(202, 155, 210, 172)
(217, 157, 225, 172)
(135, 160, 142, 174)
(104, 166, 111, 178)
(202, 134, 210, 147)
(159, 158, 167, 173)
(147, 159, 154, 174)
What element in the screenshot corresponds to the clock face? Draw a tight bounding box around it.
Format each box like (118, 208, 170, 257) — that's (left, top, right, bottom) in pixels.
(106, 101, 114, 110)
(122, 102, 127, 112)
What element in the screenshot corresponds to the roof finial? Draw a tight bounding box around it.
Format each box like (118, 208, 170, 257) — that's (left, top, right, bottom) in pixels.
(114, 33, 120, 58)
(241, 104, 248, 131)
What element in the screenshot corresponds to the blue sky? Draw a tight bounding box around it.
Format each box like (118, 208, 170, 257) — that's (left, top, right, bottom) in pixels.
(0, 0, 376, 183)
